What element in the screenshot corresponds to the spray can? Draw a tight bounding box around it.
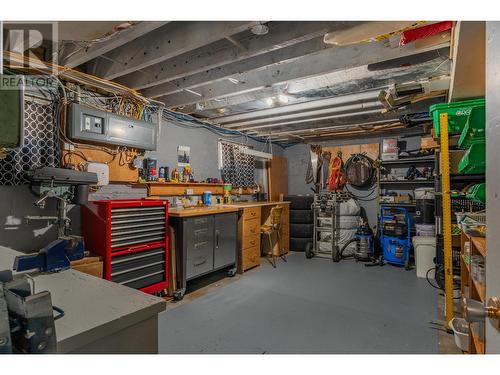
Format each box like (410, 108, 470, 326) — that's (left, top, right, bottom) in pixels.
(146, 157, 157, 181)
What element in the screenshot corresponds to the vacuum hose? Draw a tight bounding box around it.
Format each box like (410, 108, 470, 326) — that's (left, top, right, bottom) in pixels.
(335, 237, 359, 261)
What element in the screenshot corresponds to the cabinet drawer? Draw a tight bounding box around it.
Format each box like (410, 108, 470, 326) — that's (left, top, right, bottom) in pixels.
(186, 251, 213, 280)
(241, 245, 260, 271)
(242, 233, 260, 249)
(242, 217, 260, 236)
(243, 207, 261, 221)
(186, 216, 211, 230)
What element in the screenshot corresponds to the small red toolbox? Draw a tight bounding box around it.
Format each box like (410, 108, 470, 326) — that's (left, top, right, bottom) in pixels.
(81, 199, 168, 294)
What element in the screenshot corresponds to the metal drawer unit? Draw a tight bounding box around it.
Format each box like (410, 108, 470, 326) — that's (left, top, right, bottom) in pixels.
(81, 199, 169, 295)
(170, 212, 237, 300)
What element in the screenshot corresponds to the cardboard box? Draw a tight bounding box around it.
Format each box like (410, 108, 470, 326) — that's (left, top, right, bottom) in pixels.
(394, 195, 412, 203)
(449, 150, 466, 174)
(421, 136, 440, 150)
(71, 255, 103, 278)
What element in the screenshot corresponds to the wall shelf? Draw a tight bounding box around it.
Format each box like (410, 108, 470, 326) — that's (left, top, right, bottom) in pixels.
(379, 179, 435, 185)
(380, 155, 435, 166)
(132, 182, 254, 197)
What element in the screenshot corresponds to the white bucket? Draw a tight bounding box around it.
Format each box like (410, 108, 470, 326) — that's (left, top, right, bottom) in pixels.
(449, 318, 470, 351)
(414, 187, 435, 200)
(415, 224, 435, 236)
(412, 236, 436, 278)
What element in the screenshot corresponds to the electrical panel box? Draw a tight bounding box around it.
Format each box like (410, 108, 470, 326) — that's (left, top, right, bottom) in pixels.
(0, 75, 25, 149)
(68, 103, 157, 150)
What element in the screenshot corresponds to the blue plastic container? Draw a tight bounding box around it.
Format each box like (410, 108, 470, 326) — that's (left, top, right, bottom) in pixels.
(380, 206, 412, 267)
(202, 191, 212, 206)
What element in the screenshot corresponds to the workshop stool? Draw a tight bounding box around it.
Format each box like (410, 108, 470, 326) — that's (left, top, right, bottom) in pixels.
(260, 206, 287, 268)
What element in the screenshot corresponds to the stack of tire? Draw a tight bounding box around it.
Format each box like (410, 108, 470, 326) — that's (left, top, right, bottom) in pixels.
(285, 195, 314, 253)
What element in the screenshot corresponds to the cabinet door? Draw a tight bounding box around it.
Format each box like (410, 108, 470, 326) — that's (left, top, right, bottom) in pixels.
(185, 216, 214, 280)
(214, 213, 237, 269)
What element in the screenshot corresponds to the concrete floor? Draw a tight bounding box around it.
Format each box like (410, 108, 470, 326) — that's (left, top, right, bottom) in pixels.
(158, 252, 439, 354)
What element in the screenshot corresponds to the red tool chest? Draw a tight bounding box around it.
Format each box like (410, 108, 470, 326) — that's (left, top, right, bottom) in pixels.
(81, 199, 168, 294)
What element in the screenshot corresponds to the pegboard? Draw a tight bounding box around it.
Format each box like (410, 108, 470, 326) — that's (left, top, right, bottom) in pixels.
(323, 143, 379, 163)
(0, 99, 60, 185)
(61, 147, 139, 183)
(323, 143, 379, 179)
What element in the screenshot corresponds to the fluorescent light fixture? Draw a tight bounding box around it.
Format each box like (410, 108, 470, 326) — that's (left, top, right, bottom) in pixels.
(242, 148, 273, 160)
(227, 77, 240, 84)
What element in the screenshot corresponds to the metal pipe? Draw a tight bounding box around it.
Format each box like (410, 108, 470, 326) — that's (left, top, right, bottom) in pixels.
(236, 108, 383, 131)
(224, 101, 383, 129)
(250, 119, 399, 137)
(214, 90, 380, 125)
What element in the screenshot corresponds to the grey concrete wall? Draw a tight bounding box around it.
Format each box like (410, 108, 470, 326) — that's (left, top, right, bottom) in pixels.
(0, 120, 282, 252)
(284, 134, 423, 228)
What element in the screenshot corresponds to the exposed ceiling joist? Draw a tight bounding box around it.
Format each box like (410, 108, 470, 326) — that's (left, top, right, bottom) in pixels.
(141, 36, 333, 98)
(158, 40, 450, 108)
(90, 21, 258, 80)
(116, 21, 360, 90)
(59, 22, 169, 68)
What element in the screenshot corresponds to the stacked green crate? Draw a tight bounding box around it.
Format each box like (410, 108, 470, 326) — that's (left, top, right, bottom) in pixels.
(429, 98, 485, 137)
(457, 105, 486, 174)
(466, 183, 486, 203)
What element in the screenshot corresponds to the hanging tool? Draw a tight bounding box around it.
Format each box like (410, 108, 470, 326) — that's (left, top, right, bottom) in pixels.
(305, 145, 324, 193)
(328, 151, 347, 191)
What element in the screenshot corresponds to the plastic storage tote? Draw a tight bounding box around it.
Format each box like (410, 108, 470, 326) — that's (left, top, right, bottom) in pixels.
(429, 98, 485, 137)
(412, 236, 436, 278)
(466, 183, 486, 203)
(458, 105, 485, 149)
(458, 141, 486, 174)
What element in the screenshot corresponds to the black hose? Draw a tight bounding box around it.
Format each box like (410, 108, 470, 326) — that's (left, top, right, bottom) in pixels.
(337, 237, 359, 260)
(344, 153, 377, 189)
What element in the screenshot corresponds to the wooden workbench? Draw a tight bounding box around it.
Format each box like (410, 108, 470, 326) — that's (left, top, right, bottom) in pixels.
(225, 201, 290, 273)
(167, 202, 290, 275)
(168, 205, 239, 217)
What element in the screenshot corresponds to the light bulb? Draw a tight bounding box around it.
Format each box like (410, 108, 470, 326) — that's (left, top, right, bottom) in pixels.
(265, 97, 274, 106)
(278, 94, 289, 104)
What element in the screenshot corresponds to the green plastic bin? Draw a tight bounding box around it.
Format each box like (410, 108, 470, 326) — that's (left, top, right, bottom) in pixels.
(458, 141, 486, 174)
(429, 98, 485, 137)
(458, 105, 485, 149)
(466, 183, 486, 203)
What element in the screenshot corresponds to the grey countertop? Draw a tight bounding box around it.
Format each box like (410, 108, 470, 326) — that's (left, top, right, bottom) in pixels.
(0, 246, 166, 353)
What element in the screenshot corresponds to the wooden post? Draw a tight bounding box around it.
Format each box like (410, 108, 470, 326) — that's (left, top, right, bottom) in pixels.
(440, 112, 454, 325)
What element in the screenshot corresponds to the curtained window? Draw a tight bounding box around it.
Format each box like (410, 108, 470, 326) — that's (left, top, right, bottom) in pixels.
(218, 140, 255, 188)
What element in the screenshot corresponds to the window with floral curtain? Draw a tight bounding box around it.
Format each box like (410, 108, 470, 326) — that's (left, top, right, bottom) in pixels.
(218, 140, 255, 187)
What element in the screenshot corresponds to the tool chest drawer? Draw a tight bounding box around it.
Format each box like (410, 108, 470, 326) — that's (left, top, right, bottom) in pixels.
(111, 246, 167, 289)
(81, 199, 169, 295)
(110, 206, 166, 249)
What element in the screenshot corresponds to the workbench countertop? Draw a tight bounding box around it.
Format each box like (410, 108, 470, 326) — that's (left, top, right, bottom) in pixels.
(168, 205, 240, 217)
(168, 201, 290, 217)
(0, 246, 166, 353)
(224, 201, 290, 208)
